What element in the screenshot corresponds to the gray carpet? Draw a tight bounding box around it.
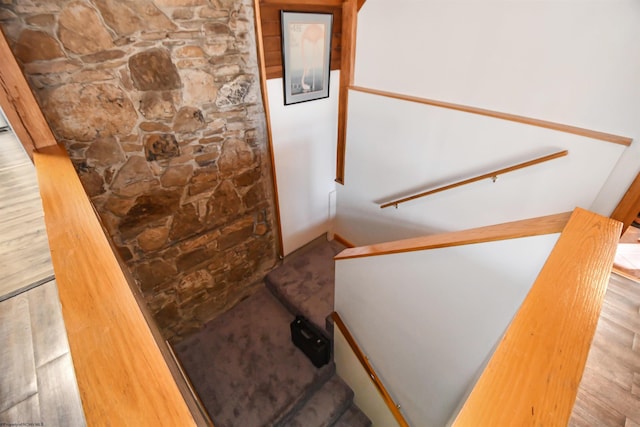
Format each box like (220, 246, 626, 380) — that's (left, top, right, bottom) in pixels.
(265, 239, 346, 335)
(175, 288, 335, 426)
(174, 238, 370, 427)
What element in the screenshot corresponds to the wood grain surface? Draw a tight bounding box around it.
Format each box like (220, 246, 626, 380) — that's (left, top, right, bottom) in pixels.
(380, 150, 568, 209)
(335, 211, 572, 260)
(0, 29, 57, 159)
(34, 144, 196, 427)
(453, 208, 621, 426)
(0, 131, 53, 300)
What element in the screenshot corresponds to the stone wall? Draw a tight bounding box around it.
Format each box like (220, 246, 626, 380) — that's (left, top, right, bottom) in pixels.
(0, 0, 278, 341)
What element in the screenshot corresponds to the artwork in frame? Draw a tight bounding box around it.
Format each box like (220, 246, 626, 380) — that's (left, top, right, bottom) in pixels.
(281, 11, 333, 105)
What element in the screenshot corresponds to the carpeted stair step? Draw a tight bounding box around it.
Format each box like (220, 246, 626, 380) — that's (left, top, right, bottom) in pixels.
(333, 403, 372, 427)
(174, 287, 335, 427)
(265, 237, 346, 337)
(280, 374, 354, 427)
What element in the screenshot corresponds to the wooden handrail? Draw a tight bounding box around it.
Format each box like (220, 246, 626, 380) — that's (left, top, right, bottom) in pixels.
(351, 86, 633, 146)
(34, 144, 199, 426)
(332, 312, 410, 427)
(453, 208, 621, 425)
(0, 28, 58, 160)
(336, 211, 571, 260)
(380, 150, 568, 209)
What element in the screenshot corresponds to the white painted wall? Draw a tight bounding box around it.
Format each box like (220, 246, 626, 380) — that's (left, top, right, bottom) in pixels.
(334, 233, 560, 426)
(334, 327, 400, 427)
(267, 70, 340, 255)
(335, 90, 625, 244)
(334, 0, 640, 245)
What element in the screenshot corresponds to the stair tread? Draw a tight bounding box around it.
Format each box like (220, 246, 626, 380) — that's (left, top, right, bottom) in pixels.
(174, 288, 335, 427)
(280, 374, 353, 427)
(265, 238, 345, 335)
(333, 403, 372, 427)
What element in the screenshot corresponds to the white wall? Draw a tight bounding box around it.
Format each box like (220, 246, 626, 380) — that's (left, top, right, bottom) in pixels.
(334, 0, 640, 245)
(267, 70, 340, 255)
(334, 327, 400, 427)
(335, 90, 625, 244)
(334, 233, 560, 426)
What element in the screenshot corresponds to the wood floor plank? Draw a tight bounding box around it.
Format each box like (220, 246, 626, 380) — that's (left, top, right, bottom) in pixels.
(626, 418, 640, 427)
(582, 346, 635, 391)
(601, 302, 640, 341)
(591, 332, 640, 373)
(592, 315, 636, 349)
(36, 353, 86, 427)
(0, 295, 37, 413)
(570, 387, 626, 427)
(28, 280, 70, 368)
(0, 133, 31, 166)
(572, 273, 640, 424)
(0, 127, 53, 299)
(633, 373, 640, 398)
(579, 368, 640, 421)
(0, 394, 41, 425)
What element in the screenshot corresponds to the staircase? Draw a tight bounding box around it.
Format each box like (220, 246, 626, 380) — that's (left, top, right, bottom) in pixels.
(174, 237, 371, 427)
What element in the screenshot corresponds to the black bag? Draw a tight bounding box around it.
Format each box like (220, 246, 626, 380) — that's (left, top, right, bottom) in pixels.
(290, 316, 330, 368)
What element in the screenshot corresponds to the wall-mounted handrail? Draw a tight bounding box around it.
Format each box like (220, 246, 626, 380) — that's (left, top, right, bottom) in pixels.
(332, 312, 410, 427)
(380, 150, 568, 209)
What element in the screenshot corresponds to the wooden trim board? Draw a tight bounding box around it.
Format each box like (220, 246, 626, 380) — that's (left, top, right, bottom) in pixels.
(453, 208, 621, 425)
(0, 29, 57, 159)
(610, 170, 640, 235)
(350, 86, 633, 146)
(254, 0, 285, 258)
(336, 211, 572, 260)
(332, 312, 410, 427)
(34, 144, 197, 426)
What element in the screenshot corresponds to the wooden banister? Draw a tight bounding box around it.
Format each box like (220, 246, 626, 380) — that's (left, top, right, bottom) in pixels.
(332, 312, 410, 427)
(453, 208, 621, 425)
(0, 28, 58, 160)
(34, 144, 200, 426)
(380, 150, 568, 209)
(335, 211, 571, 260)
(351, 86, 633, 146)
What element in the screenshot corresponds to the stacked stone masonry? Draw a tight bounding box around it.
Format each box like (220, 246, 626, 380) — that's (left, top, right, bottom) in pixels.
(0, 0, 278, 341)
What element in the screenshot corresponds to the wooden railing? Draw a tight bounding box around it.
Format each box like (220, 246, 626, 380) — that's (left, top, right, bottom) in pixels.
(34, 144, 205, 426)
(450, 208, 620, 424)
(336, 211, 571, 260)
(332, 312, 410, 427)
(334, 208, 620, 425)
(380, 150, 568, 209)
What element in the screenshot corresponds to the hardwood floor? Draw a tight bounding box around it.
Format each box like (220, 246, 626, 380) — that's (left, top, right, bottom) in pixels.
(570, 273, 640, 426)
(613, 225, 640, 283)
(0, 127, 85, 425)
(0, 281, 85, 426)
(0, 130, 53, 300)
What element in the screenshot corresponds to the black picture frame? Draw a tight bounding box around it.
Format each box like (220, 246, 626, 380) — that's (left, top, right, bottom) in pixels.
(281, 11, 333, 105)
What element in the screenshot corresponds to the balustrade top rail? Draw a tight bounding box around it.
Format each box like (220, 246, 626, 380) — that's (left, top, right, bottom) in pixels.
(453, 208, 620, 425)
(380, 150, 568, 209)
(335, 211, 571, 260)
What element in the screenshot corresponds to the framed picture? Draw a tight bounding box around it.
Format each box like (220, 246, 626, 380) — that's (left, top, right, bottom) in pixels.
(281, 11, 333, 105)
